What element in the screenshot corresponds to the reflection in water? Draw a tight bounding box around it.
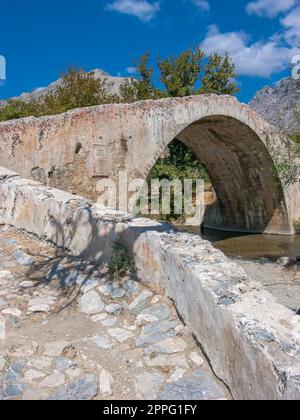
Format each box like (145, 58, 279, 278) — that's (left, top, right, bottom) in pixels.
(177, 226, 300, 260)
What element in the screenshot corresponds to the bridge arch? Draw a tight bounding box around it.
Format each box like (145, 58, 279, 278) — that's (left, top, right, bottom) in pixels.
(0, 95, 298, 234)
(122, 96, 296, 234)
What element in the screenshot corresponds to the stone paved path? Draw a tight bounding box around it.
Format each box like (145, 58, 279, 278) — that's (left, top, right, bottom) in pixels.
(0, 224, 230, 400)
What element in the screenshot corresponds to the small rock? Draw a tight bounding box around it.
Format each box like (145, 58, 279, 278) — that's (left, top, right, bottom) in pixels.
(22, 389, 44, 400)
(0, 317, 6, 340)
(79, 290, 104, 315)
(124, 280, 140, 297)
(145, 354, 189, 369)
(43, 341, 69, 357)
(135, 372, 166, 400)
(105, 304, 123, 316)
(88, 335, 112, 349)
(10, 341, 39, 358)
(12, 250, 33, 266)
(65, 367, 82, 380)
(99, 369, 114, 396)
(144, 337, 187, 355)
(277, 257, 296, 267)
(136, 321, 178, 347)
(190, 352, 205, 367)
(159, 369, 226, 400)
(1, 308, 22, 318)
(40, 372, 65, 388)
(136, 303, 170, 325)
(48, 375, 98, 400)
(129, 291, 153, 315)
(98, 282, 125, 299)
(0, 298, 7, 309)
(54, 357, 75, 372)
(0, 355, 6, 371)
(108, 328, 134, 343)
(24, 369, 46, 382)
(91, 313, 107, 322)
(101, 318, 118, 327)
(167, 368, 186, 383)
(78, 277, 99, 294)
(27, 356, 52, 370)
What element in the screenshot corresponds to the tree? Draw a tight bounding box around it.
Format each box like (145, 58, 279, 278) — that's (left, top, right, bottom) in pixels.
(120, 52, 160, 102)
(200, 53, 239, 95)
(158, 49, 205, 97)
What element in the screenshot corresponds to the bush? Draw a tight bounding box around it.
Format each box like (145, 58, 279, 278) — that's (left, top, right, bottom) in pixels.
(108, 241, 135, 280)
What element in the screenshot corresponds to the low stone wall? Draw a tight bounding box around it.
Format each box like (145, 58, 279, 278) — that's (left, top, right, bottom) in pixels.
(0, 166, 299, 400)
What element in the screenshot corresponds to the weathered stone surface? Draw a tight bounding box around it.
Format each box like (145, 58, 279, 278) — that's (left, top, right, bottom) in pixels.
(136, 303, 170, 324)
(0, 317, 6, 340)
(108, 328, 134, 343)
(12, 250, 33, 266)
(53, 357, 75, 372)
(144, 337, 187, 355)
(0, 356, 6, 371)
(136, 321, 178, 347)
(190, 352, 205, 367)
(48, 375, 98, 400)
(129, 291, 153, 315)
(79, 291, 104, 315)
(145, 354, 189, 369)
(0, 168, 299, 400)
(135, 372, 166, 400)
(40, 373, 65, 388)
(159, 369, 226, 400)
(0, 95, 297, 234)
(1, 308, 22, 317)
(43, 341, 69, 357)
(99, 369, 114, 397)
(98, 282, 125, 299)
(24, 369, 46, 382)
(88, 335, 112, 349)
(105, 304, 123, 316)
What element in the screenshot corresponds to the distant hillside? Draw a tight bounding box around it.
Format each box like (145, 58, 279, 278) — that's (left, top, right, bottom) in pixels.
(0, 69, 129, 107)
(249, 77, 300, 134)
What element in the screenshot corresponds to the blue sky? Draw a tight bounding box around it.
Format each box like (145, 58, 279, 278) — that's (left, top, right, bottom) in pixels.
(0, 0, 299, 102)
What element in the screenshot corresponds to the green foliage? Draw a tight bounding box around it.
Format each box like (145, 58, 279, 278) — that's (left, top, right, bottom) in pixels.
(200, 53, 239, 95)
(294, 219, 300, 233)
(122, 47, 239, 102)
(290, 131, 300, 155)
(0, 66, 118, 121)
(158, 49, 205, 97)
(108, 241, 135, 280)
(143, 140, 209, 223)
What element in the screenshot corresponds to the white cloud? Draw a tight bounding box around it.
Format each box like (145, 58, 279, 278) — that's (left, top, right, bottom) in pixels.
(106, 0, 160, 22)
(281, 6, 300, 46)
(201, 25, 297, 77)
(246, 0, 296, 18)
(191, 0, 210, 11)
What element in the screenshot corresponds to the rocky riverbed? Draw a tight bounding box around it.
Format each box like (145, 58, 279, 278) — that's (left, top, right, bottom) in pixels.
(0, 224, 230, 401)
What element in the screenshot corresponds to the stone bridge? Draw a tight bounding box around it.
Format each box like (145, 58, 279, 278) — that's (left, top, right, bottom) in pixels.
(0, 95, 299, 234)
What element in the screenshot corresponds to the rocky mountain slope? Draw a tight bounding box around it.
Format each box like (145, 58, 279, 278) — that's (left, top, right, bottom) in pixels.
(0, 69, 129, 107)
(249, 77, 300, 134)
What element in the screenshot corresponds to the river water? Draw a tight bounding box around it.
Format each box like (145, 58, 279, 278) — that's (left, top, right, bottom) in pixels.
(177, 226, 300, 261)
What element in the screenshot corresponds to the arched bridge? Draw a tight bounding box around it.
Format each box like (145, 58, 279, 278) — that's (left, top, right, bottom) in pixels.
(0, 95, 299, 234)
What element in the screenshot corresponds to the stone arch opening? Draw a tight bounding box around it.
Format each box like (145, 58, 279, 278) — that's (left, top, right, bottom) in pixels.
(145, 115, 290, 234)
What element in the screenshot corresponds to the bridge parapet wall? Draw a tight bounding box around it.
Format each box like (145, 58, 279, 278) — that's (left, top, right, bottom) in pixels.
(0, 166, 299, 400)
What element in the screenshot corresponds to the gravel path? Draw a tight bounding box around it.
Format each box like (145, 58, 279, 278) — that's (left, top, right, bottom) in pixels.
(0, 225, 230, 400)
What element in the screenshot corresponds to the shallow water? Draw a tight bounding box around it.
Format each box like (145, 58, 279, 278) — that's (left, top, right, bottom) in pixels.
(177, 226, 300, 260)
